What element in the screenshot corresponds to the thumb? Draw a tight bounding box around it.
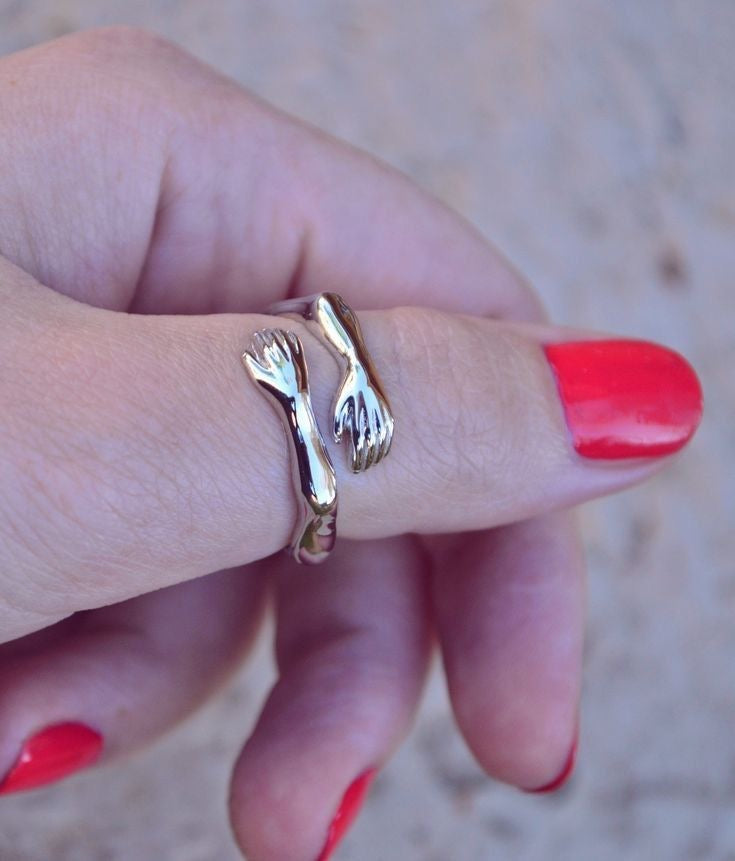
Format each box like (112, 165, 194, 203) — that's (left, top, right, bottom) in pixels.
(0, 259, 702, 636)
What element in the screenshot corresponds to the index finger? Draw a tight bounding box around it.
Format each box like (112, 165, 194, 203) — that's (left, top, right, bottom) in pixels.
(0, 27, 540, 321)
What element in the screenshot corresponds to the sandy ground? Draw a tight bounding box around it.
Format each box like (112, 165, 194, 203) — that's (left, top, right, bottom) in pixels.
(0, 2, 733, 859)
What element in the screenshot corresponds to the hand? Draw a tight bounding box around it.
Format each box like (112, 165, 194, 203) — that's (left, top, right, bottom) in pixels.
(333, 359, 394, 471)
(0, 28, 702, 861)
(243, 329, 309, 401)
(243, 328, 337, 563)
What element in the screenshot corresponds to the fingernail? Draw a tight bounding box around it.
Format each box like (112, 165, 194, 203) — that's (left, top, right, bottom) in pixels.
(544, 339, 703, 459)
(524, 734, 578, 794)
(316, 768, 377, 861)
(0, 722, 103, 795)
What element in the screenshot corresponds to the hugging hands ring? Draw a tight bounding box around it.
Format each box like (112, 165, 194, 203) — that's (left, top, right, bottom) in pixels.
(271, 292, 395, 473)
(244, 294, 396, 563)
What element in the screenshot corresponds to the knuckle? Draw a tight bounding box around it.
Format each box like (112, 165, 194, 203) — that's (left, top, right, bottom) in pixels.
(62, 25, 183, 68)
(6, 28, 183, 167)
(35, 26, 219, 130)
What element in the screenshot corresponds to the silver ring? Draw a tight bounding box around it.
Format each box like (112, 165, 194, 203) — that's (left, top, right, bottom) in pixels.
(269, 292, 395, 473)
(241, 328, 337, 565)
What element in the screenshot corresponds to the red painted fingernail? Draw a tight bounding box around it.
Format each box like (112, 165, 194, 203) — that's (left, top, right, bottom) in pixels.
(525, 734, 578, 794)
(544, 339, 703, 459)
(0, 722, 103, 795)
(316, 768, 377, 861)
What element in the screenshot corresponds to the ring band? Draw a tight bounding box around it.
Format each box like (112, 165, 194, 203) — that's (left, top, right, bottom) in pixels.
(269, 292, 395, 473)
(241, 328, 337, 565)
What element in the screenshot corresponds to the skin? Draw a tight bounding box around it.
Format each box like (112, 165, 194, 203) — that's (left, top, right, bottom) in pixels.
(0, 28, 691, 861)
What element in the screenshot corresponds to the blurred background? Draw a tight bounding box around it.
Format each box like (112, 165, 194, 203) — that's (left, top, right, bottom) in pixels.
(0, 2, 732, 859)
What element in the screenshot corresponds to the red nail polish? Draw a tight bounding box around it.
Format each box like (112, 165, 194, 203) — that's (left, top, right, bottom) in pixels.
(0, 722, 103, 795)
(544, 339, 703, 459)
(525, 734, 578, 794)
(316, 768, 377, 861)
